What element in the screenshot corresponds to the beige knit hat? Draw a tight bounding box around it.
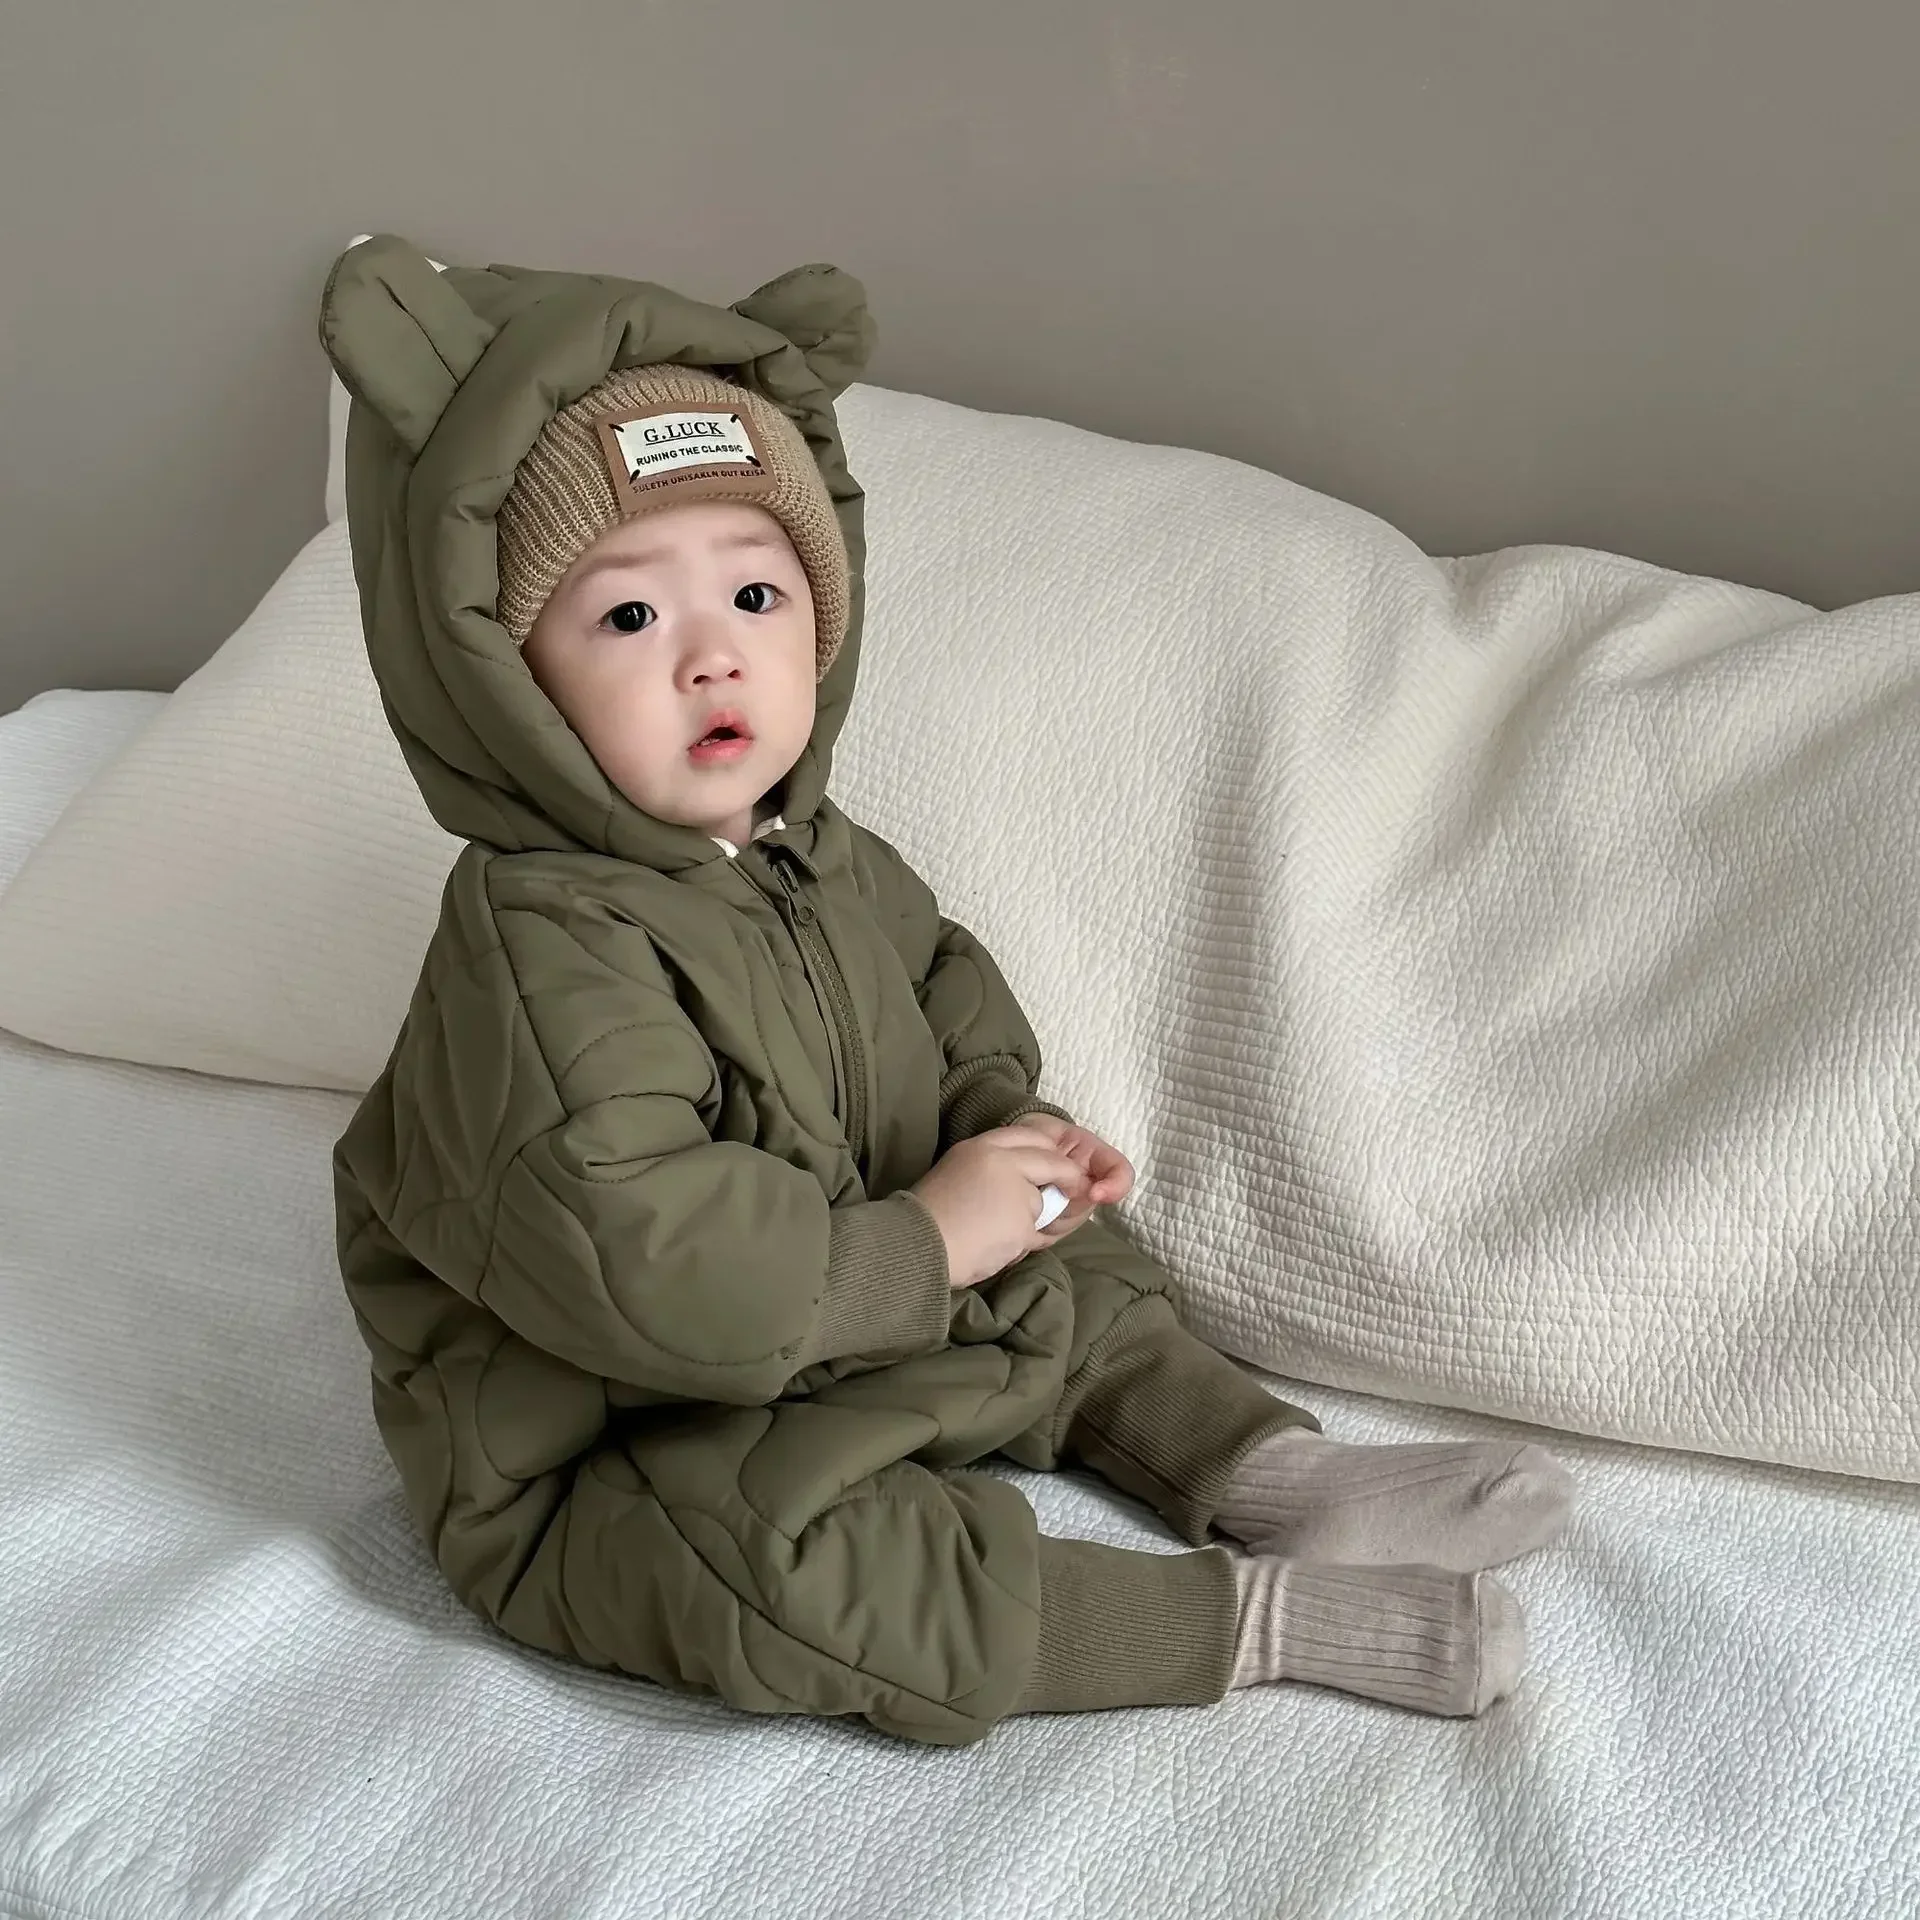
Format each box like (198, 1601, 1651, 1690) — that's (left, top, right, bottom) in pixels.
(495, 363, 849, 676)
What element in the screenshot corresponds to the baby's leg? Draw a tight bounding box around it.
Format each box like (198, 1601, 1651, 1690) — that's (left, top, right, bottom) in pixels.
(995, 1217, 1313, 1540)
(611, 1398, 1243, 1744)
(1002, 1217, 1572, 1571)
(608, 1395, 1517, 1734)
(1212, 1427, 1575, 1572)
(1223, 1556, 1527, 1716)
(1017, 1540, 1523, 1722)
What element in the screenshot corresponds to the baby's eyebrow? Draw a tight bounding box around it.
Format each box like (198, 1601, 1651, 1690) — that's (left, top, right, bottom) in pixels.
(567, 529, 783, 585)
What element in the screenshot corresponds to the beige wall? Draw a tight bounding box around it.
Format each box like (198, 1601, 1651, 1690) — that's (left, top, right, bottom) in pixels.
(3, 0, 1917, 710)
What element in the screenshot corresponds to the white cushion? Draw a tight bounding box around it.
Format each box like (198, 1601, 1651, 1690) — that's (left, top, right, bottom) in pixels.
(3, 381, 1917, 1483)
(0, 524, 455, 1090)
(0, 690, 168, 895)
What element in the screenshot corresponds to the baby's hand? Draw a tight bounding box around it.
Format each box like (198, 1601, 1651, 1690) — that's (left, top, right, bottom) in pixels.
(909, 1127, 1092, 1290)
(1015, 1115, 1135, 1238)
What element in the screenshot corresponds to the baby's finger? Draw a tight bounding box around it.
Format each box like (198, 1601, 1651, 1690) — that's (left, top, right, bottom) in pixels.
(1043, 1155, 1094, 1198)
(1011, 1146, 1091, 1194)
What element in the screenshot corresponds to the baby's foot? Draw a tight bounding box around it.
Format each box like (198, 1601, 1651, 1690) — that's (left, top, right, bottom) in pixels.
(1228, 1555, 1527, 1717)
(1213, 1429, 1574, 1571)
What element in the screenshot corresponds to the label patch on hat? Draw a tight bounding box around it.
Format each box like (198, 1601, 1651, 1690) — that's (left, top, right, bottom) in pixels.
(593, 403, 774, 512)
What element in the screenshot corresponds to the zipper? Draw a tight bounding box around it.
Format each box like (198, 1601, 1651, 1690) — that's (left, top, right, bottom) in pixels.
(755, 850, 869, 1176)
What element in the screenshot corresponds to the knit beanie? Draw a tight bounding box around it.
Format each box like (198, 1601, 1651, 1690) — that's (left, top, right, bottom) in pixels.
(495, 363, 849, 678)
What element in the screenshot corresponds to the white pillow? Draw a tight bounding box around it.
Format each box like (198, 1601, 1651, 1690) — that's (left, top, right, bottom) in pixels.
(4, 379, 1918, 1489)
(0, 522, 457, 1089)
(0, 691, 167, 897)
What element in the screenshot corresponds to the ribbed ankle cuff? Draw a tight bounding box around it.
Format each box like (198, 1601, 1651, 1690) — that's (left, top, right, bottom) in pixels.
(1066, 1297, 1316, 1543)
(1015, 1537, 1240, 1716)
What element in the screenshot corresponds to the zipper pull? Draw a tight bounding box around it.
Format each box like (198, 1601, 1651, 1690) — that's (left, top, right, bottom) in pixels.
(771, 854, 816, 925)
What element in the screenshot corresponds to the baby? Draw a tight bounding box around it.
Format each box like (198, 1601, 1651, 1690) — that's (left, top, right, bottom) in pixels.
(324, 240, 1573, 1747)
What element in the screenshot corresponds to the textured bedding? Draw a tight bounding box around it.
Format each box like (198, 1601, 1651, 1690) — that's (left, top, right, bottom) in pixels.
(1, 377, 1916, 1483)
(2, 694, 1917, 1917)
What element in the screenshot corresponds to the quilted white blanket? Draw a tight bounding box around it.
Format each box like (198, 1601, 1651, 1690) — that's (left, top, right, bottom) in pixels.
(3, 694, 1918, 1919)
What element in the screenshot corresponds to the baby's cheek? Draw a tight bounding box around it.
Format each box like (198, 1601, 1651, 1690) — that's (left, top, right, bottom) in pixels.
(598, 725, 672, 807)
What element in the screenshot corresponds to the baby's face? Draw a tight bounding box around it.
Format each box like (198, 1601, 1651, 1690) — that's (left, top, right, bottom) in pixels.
(521, 501, 818, 846)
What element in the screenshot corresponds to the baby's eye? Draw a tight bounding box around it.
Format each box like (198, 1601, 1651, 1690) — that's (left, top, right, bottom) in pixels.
(601, 601, 655, 634)
(735, 582, 781, 614)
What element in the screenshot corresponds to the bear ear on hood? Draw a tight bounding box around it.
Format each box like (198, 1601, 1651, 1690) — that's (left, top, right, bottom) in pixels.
(731, 263, 876, 400)
(318, 233, 497, 457)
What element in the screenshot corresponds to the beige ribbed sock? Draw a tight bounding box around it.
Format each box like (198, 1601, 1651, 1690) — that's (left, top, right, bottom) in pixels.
(1212, 1429, 1574, 1572)
(1229, 1556, 1526, 1716)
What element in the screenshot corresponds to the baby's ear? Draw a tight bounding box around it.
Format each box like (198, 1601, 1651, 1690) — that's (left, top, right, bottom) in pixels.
(732, 263, 875, 399)
(318, 233, 497, 456)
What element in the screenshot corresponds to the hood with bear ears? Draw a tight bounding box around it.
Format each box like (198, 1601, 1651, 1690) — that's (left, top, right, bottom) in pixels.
(319, 233, 875, 873)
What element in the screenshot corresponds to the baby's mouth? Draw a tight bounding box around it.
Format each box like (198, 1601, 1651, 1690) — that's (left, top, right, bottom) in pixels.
(689, 711, 755, 763)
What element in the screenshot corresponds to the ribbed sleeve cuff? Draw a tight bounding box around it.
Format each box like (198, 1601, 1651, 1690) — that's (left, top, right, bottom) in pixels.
(939, 1059, 1073, 1148)
(1015, 1538, 1240, 1716)
(800, 1193, 954, 1368)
